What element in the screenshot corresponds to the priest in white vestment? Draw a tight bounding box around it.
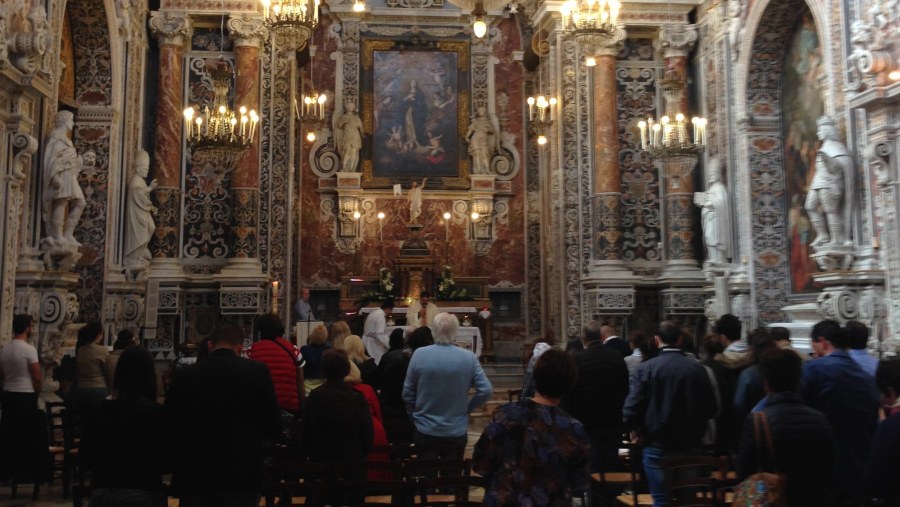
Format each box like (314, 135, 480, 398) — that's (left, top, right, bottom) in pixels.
(406, 291, 439, 329)
(363, 300, 394, 365)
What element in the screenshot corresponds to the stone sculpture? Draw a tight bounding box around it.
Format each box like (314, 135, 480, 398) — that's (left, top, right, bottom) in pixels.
(124, 150, 157, 271)
(41, 110, 85, 253)
(694, 158, 732, 265)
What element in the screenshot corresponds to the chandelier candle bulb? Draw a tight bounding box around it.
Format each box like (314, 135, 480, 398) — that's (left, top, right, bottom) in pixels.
(638, 120, 647, 150)
(527, 96, 535, 121)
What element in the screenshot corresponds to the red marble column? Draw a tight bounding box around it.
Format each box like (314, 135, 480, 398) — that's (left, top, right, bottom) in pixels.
(659, 25, 699, 267)
(149, 12, 192, 259)
(228, 16, 267, 261)
(590, 32, 626, 265)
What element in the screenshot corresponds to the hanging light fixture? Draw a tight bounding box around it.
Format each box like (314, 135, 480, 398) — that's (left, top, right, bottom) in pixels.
(561, 0, 622, 64)
(261, 0, 320, 52)
(183, 11, 258, 174)
(299, 50, 327, 142)
(527, 29, 556, 146)
(472, 1, 488, 38)
(637, 70, 707, 189)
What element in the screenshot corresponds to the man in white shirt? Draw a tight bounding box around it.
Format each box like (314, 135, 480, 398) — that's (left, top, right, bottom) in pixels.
(363, 299, 394, 365)
(406, 291, 439, 329)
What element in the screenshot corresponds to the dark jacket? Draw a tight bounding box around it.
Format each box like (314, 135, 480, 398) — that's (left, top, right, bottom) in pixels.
(865, 412, 900, 506)
(702, 358, 739, 448)
(303, 380, 374, 463)
(737, 392, 835, 507)
(562, 341, 629, 446)
(623, 347, 716, 450)
(603, 337, 631, 357)
(800, 349, 879, 498)
(164, 348, 282, 495)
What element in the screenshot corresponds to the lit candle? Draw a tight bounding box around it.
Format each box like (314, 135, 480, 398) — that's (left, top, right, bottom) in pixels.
(314, 0, 320, 22)
(652, 123, 661, 147)
(638, 120, 647, 150)
(872, 236, 880, 249)
(527, 97, 534, 121)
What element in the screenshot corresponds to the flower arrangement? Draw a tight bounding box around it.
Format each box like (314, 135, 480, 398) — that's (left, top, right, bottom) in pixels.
(354, 267, 396, 307)
(436, 265, 470, 301)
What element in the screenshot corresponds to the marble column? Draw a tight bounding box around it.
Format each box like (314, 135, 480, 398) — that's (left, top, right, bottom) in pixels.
(659, 24, 700, 275)
(148, 12, 191, 268)
(590, 28, 626, 268)
(226, 15, 267, 272)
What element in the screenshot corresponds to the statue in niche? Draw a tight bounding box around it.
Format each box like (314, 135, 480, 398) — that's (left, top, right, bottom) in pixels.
(465, 106, 496, 175)
(41, 110, 85, 252)
(694, 158, 732, 265)
(727, 0, 745, 61)
(124, 150, 157, 272)
(805, 115, 854, 248)
(408, 177, 427, 224)
(335, 99, 363, 172)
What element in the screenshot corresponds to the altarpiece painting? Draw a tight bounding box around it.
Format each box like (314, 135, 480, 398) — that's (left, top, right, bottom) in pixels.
(361, 39, 471, 189)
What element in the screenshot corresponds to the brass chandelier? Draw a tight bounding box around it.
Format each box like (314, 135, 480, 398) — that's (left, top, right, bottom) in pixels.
(561, 0, 622, 60)
(261, 0, 321, 52)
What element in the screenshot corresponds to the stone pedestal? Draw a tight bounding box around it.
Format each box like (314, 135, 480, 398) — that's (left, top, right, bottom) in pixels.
(14, 271, 80, 403)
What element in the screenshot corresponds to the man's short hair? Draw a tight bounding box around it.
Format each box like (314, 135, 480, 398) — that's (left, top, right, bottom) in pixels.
(760, 347, 803, 393)
(255, 313, 285, 341)
(876, 359, 900, 396)
(534, 349, 578, 398)
(657, 320, 680, 346)
(770, 326, 791, 343)
(12, 314, 32, 335)
(382, 299, 395, 310)
(212, 322, 245, 346)
(844, 321, 870, 350)
(419, 291, 431, 299)
(583, 320, 602, 343)
(322, 348, 351, 381)
(432, 312, 459, 345)
(77, 321, 103, 348)
(113, 329, 136, 351)
(811, 319, 847, 348)
(714, 314, 742, 342)
(702, 333, 725, 357)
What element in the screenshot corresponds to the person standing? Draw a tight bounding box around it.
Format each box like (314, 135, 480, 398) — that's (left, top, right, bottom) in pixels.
(623, 321, 716, 506)
(105, 329, 136, 387)
(0, 315, 49, 484)
(403, 312, 492, 458)
(474, 350, 591, 506)
(294, 287, 315, 323)
(248, 313, 305, 417)
(406, 290, 438, 329)
(800, 319, 879, 507)
(165, 322, 281, 507)
(363, 299, 394, 365)
(601, 324, 630, 357)
(561, 320, 629, 472)
(76, 321, 109, 411)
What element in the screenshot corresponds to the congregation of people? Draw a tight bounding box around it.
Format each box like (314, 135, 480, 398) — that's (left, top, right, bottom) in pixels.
(1, 302, 900, 506)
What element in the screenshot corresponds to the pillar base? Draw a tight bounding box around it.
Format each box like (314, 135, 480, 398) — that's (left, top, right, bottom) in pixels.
(149, 258, 188, 280)
(660, 260, 703, 281)
(218, 258, 265, 279)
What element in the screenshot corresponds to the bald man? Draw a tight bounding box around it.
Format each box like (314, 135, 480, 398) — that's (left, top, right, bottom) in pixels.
(601, 325, 630, 357)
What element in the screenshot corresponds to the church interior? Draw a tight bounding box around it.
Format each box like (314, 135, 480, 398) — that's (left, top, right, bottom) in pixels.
(0, 0, 899, 387)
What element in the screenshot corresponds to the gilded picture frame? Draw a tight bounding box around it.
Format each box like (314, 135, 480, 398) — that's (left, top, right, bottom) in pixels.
(360, 39, 470, 189)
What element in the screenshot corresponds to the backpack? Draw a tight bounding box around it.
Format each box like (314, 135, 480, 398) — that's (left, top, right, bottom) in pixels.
(732, 411, 787, 507)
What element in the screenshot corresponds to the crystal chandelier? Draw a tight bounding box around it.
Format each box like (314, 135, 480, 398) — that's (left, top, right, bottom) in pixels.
(261, 0, 320, 52)
(637, 71, 707, 189)
(298, 54, 328, 142)
(561, 0, 621, 61)
(183, 56, 258, 172)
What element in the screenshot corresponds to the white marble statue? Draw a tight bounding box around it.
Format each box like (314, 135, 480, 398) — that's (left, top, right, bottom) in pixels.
(466, 106, 495, 175)
(805, 115, 854, 248)
(41, 110, 86, 251)
(124, 150, 157, 270)
(727, 0, 745, 61)
(694, 158, 733, 265)
(335, 99, 363, 172)
(408, 177, 427, 224)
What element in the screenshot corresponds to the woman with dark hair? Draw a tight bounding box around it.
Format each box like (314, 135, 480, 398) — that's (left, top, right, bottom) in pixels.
(734, 328, 778, 417)
(474, 349, 591, 506)
(76, 321, 109, 410)
(105, 329, 136, 387)
(303, 349, 373, 463)
(248, 313, 305, 416)
(80, 347, 168, 506)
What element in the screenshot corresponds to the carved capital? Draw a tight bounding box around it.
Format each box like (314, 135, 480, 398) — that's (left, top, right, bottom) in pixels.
(4, 4, 48, 74)
(227, 15, 268, 48)
(149, 11, 193, 47)
(0, 7, 8, 70)
(867, 139, 894, 187)
(592, 27, 627, 56)
(658, 24, 698, 59)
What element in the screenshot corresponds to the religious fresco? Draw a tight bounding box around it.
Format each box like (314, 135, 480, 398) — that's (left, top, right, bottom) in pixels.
(782, 9, 825, 294)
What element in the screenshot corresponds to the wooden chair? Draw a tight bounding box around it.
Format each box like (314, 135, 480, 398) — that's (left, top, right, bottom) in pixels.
(262, 461, 334, 507)
(414, 474, 488, 507)
(661, 455, 729, 507)
(609, 443, 652, 507)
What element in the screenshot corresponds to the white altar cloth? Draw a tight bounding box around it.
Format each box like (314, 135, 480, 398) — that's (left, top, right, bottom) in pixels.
(385, 325, 482, 357)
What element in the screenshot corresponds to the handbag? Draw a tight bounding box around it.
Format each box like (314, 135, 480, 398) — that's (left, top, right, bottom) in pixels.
(732, 411, 787, 507)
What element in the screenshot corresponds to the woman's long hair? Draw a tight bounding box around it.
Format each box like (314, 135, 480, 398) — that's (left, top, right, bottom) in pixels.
(113, 347, 157, 402)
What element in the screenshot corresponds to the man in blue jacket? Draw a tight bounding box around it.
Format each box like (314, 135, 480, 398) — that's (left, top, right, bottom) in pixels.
(623, 320, 716, 506)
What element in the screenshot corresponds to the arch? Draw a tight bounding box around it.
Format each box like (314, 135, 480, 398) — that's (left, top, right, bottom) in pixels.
(733, 0, 828, 323)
